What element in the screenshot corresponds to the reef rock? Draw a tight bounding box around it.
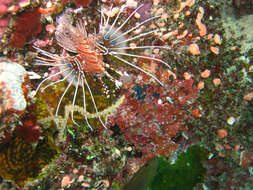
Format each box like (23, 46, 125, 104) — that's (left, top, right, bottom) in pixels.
(0, 59, 27, 112)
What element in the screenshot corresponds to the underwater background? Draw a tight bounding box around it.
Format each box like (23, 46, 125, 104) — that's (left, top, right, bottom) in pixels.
(0, 0, 252, 189)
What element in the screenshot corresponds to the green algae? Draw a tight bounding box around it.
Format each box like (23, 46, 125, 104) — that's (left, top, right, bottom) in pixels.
(123, 145, 207, 190)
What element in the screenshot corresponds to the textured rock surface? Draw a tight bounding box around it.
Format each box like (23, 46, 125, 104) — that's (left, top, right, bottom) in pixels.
(0, 60, 27, 111)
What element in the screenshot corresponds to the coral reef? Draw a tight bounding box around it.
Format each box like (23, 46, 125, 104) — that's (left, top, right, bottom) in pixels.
(109, 77, 198, 164)
(10, 8, 42, 48)
(123, 145, 207, 190)
(15, 109, 42, 143)
(0, 58, 58, 188)
(0, 0, 30, 38)
(0, 133, 58, 188)
(0, 0, 252, 189)
(74, 0, 92, 7)
(0, 59, 28, 142)
(0, 59, 27, 111)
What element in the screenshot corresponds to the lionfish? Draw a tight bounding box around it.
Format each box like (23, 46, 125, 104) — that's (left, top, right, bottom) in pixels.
(34, 3, 172, 130)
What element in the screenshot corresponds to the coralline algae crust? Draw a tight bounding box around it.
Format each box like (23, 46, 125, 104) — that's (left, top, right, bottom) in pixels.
(0, 61, 27, 111)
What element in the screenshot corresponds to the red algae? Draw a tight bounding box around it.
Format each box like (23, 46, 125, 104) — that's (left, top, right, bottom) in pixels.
(74, 0, 92, 7)
(0, 0, 32, 39)
(109, 76, 198, 163)
(10, 8, 42, 48)
(16, 113, 42, 143)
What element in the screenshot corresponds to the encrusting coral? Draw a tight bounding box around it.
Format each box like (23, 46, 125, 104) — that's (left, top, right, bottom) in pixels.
(0, 0, 252, 189)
